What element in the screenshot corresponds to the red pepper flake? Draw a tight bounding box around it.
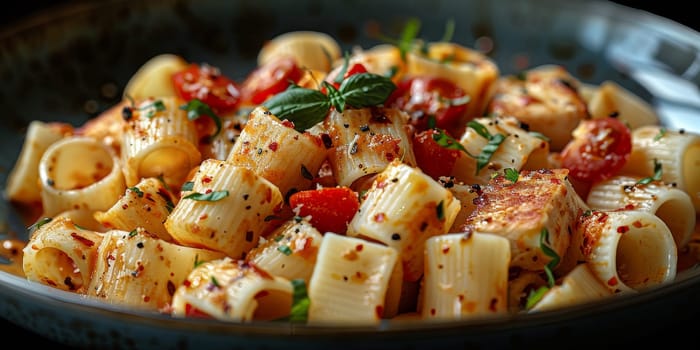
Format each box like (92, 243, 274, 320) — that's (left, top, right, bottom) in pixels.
(632, 220, 643, 228)
(375, 305, 384, 318)
(442, 244, 450, 254)
(199, 214, 209, 220)
(70, 232, 95, 247)
(373, 213, 386, 223)
(202, 176, 212, 183)
(268, 142, 279, 151)
(254, 290, 270, 299)
(489, 298, 498, 312)
(205, 189, 213, 194)
(281, 120, 295, 129)
(607, 276, 618, 286)
(355, 244, 364, 252)
(617, 225, 629, 234)
(430, 308, 436, 316)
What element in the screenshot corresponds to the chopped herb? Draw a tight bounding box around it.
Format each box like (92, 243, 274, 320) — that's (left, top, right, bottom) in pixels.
(334, 52, 351, 84)
(277, 245, 293, 256)
(427, 115, 437, 129)
(528, 131, 550, 142)
(583, 210, 593, 217)
(436, 200, 445, 220)
(128, 229, 138, 237)
(440, 18, 455, 43)
(180, 99, 222, 139)
(287, 279, 311, 322)
(433, 129, 469, 153)
(274, 235, 285, 242)
(636, 159, 662, 185)
(525, 285, 549, 309)
(539, 228, 560, 287)
(156, 174, 171, 192)
(210, 276, 220, 288)
(504, 168, 519, 183)
(193, 254, 205, 268)
(467, 120, 507, 175)
(140, 99, 166, 118)
(181, 181, 194, 192)
(183, 190, 229, 202)
(128, 187, 144, 198)
(264, 215, 283, 222)
(654, 127, 667, 141)
(28, 217, 53, 232)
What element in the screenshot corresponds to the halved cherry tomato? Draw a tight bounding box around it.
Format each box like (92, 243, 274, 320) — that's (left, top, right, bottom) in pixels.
(560, 116, 632, 183)
(321, 62, 368, 93)
(386, 76, 468, 137)
(172, 63, 242, 113)
(241, 56, 303, 105)
(288, 186, 360, 234)
(412, 129, 462, 180)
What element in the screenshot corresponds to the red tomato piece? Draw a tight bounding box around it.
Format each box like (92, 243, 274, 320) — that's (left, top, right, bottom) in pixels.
(241, 56, 303, 105)
(184, 303, 213, 318)
(321, 62, 368, 93)
(288, 186, 360, 234)
(172, 63, 242, 113)
(412, 129, 462, 180)
(560, 116, 632, 183)
(387, 76, 468, 137)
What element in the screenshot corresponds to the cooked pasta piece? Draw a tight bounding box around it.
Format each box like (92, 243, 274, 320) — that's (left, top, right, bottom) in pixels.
(76, 100, 127, 154)
(324, 107, 417, 187)
(172, 256, 293, 322)
(507, 270, 548, 313)
(88, 228, 225, 310)
(574, 210, 677, 294)
(164, 159, 283, 258)
(121, 96, 202, 190)
(586, 175, 695, 249)
(257, 31, 341, 73)
(621, 125, 700, 212)
(122, 53, 189, 100)
(38, 136, 125, 217)
(457, 168, 589, 273)
(22, 216, 104, 293)
(307, 233, 398, 325)
(383, 255, 405, 319)
(437, 177, 478, 232)
(199, 108, 249, 161)
(487, 65, 589, 151)
(421, 232, 510, 320)
(347, 160, 461, 282)
(586, 80, 659, 129)
(529, 263, 613, 312)
(454, 115, 550, 185)
(406, 41, 499, 129)
(5, 121, 72, 206)
(345, 44, 406, 83)
(246, 217, 323, 284)
(226, 106, 327, 198)
(94, 177, 177, 242)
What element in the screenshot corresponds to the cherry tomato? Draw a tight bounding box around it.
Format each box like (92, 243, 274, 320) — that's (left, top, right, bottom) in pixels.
(288, 186, 360, 234)
(321, 62, 368, 93)
(172, 63, 242, 113)
(412, 129, 462, 180)
(241, 56, 303, 105)
(386, 76, 468, 137)
(560, 117, 632, 183)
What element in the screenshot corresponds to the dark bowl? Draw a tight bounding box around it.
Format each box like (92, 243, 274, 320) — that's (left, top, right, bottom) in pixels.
(1, 1, 699, 349)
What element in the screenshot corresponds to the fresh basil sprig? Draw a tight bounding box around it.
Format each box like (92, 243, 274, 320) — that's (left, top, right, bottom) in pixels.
(182, 190, 229, 202)
(263, 73, 396, 132)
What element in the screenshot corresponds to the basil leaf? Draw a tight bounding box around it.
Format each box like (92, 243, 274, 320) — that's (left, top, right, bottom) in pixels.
(180, 99, 222, 138)
(636, 159, 663, 185)
(263, 85, 331, 132)
(433, 129, 468, 153)
(183, 190, 229, 202)
(539, 228, 560, 287)
(504, 168, 519, 183)
(288, 279, 310, 322)
(324, 82, 346, 112)
(525, 285, 549, 310)
(339, 73, 396, 109)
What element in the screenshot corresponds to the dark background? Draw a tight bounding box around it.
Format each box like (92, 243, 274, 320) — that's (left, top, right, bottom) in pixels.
(0, 1, 697, 349)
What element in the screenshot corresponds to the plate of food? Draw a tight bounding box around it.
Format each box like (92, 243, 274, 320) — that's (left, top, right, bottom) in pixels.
(1, 0, 699, 349)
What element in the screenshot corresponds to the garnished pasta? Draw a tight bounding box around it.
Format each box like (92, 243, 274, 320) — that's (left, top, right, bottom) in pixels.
(3, 21, 700, 326)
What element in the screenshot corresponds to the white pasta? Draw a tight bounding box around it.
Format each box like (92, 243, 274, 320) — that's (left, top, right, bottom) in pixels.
(38, 136, 125, 217)
(586, 80, 659, 129)
(257, 31, 341, 73)
(122, 53, 189, 100)
(307, 233, 398, 325)
(421, 232, 511, 321)
(348, 160, 461, 282)
(529, 263, 613, 312)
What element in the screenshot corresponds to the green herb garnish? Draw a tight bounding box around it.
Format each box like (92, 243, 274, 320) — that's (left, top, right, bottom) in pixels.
(653, 127, 667, 141)
(128, 186, 144, 198)
(287, 279, 311, 322)
(180, 98, 222, 139)
(27, 217, 52, 232)
(181, 181, 194, 192)
(539, 228, 560, 287)
(467, 120, 507, 175)
(636, 159, 663, 185)
(525, 285, 549, 310)
(277, 245, 293, 256)
(182, 190, 229, 202)
(504, 168, 519, 183)
(140, 99, 166, 118)
(436, 200, 445, 220)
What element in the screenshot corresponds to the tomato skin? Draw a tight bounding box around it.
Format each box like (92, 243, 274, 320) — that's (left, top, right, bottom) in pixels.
(288, 187, 360, 234)
(172, 63, 242, 113)
(560, 117, 632, 183)
(321, 63, 368, 93)
(241, 57, 303, 105)
(412, 129, 462, 180)
(387, 76, 468, 137)
(184, 303, 213, 318)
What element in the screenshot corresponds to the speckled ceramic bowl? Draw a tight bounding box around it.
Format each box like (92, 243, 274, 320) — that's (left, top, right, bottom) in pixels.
(2, 1, 700, 349)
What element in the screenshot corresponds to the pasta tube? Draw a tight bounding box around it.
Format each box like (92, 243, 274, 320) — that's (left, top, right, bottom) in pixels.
(487, 64, 589, 151)
(347, 160, 461, 282)
(121, 96, 202, 190)
(226, 106, 327, 198)
(246, 217, 323, 284)
(621, 125, 700, 212)
(529, 263, 613, 312)
(575, 210, 677, 293)
(94, 177, 178, 242)
(257, 31, 341, 73)
(325, 107, 416, 187)
(171, 257, 293, 322)
(38, 136, 125, 217)
(88, 228, 225, 310)
(22, 216, 104, 293)
(5, 121, 72, 205)
(164, 159, 283, 258)
(586, 175, 695, 249)
(122, 53, 189, 100)
(586, 80, 659, 129)
(421, 232, 511, 321)
(307, 233, 398, 325)
(457, 168, 589, 272)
